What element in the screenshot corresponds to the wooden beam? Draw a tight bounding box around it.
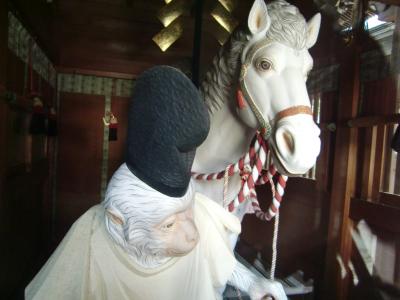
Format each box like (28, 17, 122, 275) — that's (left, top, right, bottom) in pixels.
(323, 44, 361, 300)
(192, 0, 203, 87)
(373, 125, 387, 201)
(58, 35, 193, 59)
(57, 53, 191, 77)
(58, 1, 162, 23)
(350, 198, 400, 233)
(348, 113, 400, 128)
(360, 126, 378, 200)
(374, 0, 400, 5)
(0, 0, 7, 204)
(382, 123, 396, 192)
(379, 192, 400, 209)
(56, 67, 136, 80)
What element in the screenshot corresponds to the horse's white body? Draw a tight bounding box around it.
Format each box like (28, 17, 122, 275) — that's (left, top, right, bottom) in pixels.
(192, 0, 322, 299)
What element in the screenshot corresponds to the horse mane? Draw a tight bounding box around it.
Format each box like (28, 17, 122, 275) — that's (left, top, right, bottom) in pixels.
(200, 28, 248, 114)
(200, 0, 308, 114)
(266, 0, 307, 50)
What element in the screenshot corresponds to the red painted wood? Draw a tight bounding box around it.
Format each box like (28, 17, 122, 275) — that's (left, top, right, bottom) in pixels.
(56, 93, 104, 237)
(108, 96, 130, 179)
(362, 78, 397, 116)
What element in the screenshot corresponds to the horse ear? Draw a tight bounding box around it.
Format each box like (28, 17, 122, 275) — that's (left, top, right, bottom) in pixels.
(306, 13, 321, 49)
(248, 0, 270, 37)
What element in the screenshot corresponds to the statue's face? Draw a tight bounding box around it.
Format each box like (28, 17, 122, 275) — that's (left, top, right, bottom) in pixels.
(103, 168, 199, 267)
(153, 203, 199, 256)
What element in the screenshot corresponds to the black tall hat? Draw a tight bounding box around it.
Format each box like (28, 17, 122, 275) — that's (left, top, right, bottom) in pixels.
(126, 66, 210, 197)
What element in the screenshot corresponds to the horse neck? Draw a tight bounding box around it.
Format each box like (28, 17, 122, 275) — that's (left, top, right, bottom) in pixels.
(193, 100, 255, 173)
(193, 30, 255, 173)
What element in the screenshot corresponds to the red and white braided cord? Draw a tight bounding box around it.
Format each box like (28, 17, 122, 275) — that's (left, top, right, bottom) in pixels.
(192, 133, 288, 221)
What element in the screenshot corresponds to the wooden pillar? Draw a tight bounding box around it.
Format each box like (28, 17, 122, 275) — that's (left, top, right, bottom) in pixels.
(191, 0, 203, 87)
(323, 44, 361, 299)
(0, 0, 8, 201)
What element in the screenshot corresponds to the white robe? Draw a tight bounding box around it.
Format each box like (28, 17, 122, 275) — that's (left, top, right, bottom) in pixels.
(25, 193, 241, 300)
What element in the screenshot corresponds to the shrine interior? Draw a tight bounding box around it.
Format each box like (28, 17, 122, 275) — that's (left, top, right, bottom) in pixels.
(0, 0, 400, 299)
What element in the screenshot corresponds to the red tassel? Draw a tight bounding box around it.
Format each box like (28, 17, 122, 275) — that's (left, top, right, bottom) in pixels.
(237, 89, 247, 109)
(109, 114, 118, 141)
(29, 96, 46, 135)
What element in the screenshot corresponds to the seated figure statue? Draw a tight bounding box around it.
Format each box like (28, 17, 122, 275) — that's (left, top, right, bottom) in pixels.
(25, 66, 286, 300)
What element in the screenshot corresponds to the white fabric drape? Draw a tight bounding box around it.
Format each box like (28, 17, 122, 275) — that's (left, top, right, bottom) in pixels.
(25, 193, 241, 300)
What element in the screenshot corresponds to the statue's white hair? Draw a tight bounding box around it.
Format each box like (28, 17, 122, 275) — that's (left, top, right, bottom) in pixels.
(201, 0, 307, 113)
(102, 163, 194, 268)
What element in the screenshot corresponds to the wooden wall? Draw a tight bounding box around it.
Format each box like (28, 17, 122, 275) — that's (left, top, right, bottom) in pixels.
(55, 86, 130, 240)
(0, 1, 7, 200)
(108, 96, 129, 177)
(55, 93, 104, 237)
(321, 19, 400, 300)
(0, 47, 56, 300)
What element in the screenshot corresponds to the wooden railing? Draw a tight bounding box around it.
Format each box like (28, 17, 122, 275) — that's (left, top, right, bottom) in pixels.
(349, 113, 400, 199)
(345, 113, 400, 232)
(347, 113, 400, 128)
(350, 198, 400, 233)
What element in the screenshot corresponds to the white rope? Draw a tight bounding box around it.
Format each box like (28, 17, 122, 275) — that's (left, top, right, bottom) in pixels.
(223, 165, 230, 208)
(270, 212, 280, 280)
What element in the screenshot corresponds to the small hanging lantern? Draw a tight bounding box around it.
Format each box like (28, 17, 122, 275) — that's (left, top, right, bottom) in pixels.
(29, 94, 46, 135)
(47, 107, 57, 137)
(103, 112, 118, 141)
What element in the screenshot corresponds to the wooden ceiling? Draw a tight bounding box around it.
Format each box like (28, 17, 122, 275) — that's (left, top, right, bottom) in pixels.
(56, 0, 194, 75)
(9, 0, 317, 77)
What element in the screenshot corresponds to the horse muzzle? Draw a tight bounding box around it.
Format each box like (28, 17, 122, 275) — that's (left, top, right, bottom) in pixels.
(271, 114, 321, 176)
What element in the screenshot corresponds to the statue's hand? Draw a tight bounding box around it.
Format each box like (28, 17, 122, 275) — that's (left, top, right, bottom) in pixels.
(248, 279, 287, 300)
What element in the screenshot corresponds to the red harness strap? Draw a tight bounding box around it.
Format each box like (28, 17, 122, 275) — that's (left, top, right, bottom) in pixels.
(192, 132, 287, 221)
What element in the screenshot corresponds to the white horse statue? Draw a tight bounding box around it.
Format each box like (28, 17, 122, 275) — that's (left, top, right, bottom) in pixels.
(192, 0, 322, 297)
(193, 0, 321, 224)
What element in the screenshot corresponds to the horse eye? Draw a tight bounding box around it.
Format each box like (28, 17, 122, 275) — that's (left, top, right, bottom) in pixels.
(163, 222, 175, 230)
(257, 59, 273, 71)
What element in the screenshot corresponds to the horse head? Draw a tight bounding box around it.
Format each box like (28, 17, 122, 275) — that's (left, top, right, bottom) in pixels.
(236, 0, 321, 176)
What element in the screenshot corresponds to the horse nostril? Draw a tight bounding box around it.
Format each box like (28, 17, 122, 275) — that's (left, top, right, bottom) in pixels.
(281, 131, 295, 154)
(276, 126, 297, 160)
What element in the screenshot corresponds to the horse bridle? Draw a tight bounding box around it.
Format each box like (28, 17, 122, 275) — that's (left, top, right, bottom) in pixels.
(237, 39, 313, 139)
